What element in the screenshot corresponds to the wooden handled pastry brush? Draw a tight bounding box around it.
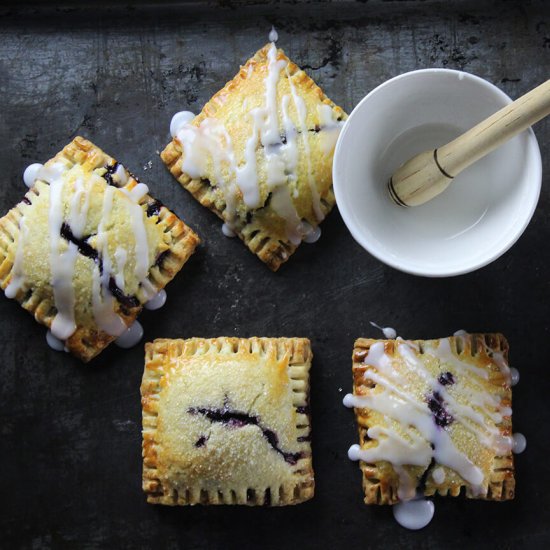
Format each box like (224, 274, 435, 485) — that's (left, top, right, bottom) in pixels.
(388, 79, 550, 207)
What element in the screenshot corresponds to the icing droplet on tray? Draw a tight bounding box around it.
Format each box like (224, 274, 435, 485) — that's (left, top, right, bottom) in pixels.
(144, 289, 167, 311)
(46, 330, 65, 352)
(512, 433, 526, 454)
(393, 498, 435, 530)
(342, 393, 355, 408)
(303, 224, 321, 244)
(23, 163, 44, 188)
(115, 321, 144, 349)
(269, 26, 278, 43)
(510, 367, 520, 386)
(370, 321, 397, 339)
(347, 443, 361, 461)
(170, 111, 195, 138)
(222, 223, 236, 238)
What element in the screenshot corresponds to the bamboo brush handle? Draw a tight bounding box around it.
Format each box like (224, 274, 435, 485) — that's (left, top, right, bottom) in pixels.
(389, 79, 550, 207)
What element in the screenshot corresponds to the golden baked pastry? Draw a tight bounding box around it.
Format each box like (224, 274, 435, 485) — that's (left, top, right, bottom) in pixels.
(141, 337, 314, 505)
(0, 137, 200, 362)
(346, 333, 514, 504)
(162, 43, 347, 270)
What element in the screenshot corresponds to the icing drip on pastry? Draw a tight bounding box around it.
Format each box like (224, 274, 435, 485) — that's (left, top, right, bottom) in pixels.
(46, 329, 66, 352)
(344, 339, 513, 499)
(510, 367, 520, 386)
(115, 320, 144, 348)
(221, 223, 236, 238)
(23, 163, 43, 188)
(512, 433, 526, 454)
(268, 26, 278, 43)
(392, 498, 435, 530)
(144, 289, 167, 310)
(170, 111, 195, 138)
(370, 321, 397, 339)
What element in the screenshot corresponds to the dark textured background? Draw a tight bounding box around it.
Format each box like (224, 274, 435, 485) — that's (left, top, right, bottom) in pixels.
(0, 1, 549, 548)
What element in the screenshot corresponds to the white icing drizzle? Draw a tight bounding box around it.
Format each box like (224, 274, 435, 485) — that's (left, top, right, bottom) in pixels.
(46, 329, 65, 352)
(510, 367, 520, 386)
(393, 499, 435, 530)
(453, 329, 468, 336)
(431, 467, 446, 484)
(221, 223, 236, 238)
(370, 321, 397, 339)
(343, 338, 514, 499)
(114, 247, 128, 290)
(5, 213, 29, 298)
(48, 171, 80, 340)
(317, 103, 345, 154)
(236, 108, 262, 208)
(512, 433, 526, 454)
(115, 320, 144, 348)
(144, 289, 167, 311)
(91, 186, 127, 336)
(286, 65, 323, 222)
(270, 186, 303, 246)
(23, 163, 43, 188)
(114, 164, 128, 186)
(269, 26, 278, 43)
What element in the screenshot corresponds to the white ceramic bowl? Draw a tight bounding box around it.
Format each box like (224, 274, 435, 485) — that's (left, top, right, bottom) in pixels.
(333, 69, 542, 277)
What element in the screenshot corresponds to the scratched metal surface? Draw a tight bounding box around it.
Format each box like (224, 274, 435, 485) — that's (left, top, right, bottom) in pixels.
(0, 1, 549, 548)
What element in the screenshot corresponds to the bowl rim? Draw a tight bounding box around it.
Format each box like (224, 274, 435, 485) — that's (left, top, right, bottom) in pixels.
(333, 68, 542, 277)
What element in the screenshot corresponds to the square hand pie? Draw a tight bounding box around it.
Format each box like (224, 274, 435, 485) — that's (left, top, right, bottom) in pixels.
(346, 333, 514, 504)
(141, 337, 314, 506)
(162, 43, 347, 271)
(0, 137, 199, 362)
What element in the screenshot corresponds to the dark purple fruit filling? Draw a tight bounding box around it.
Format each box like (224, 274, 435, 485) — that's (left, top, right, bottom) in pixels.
(108, 277, 140, 308)
(438, 371, 455, 386)
(295, 405, 309, 414)
(194, 435, 209, 448)
(146, 199, 163, 218)
(102, 162, 119, 186)
(22, 197, 31, 205)
(427, 391, 454, 428)
(154, 250, 170, 268)
(188, 404, 303, 465)
(60, 223, 101, 266)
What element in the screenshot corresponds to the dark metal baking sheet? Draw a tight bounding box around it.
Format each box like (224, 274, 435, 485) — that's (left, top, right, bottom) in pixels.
(1, 1, 549, 547)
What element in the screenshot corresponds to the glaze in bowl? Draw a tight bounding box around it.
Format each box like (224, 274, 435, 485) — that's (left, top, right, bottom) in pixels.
(333, 69, 542, 277)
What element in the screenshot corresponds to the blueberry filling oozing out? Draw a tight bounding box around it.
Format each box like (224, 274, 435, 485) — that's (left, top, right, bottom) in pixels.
(188, 405, 303, 465)
(438, 371, 455, 386)
(427, 391, 454, 428)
